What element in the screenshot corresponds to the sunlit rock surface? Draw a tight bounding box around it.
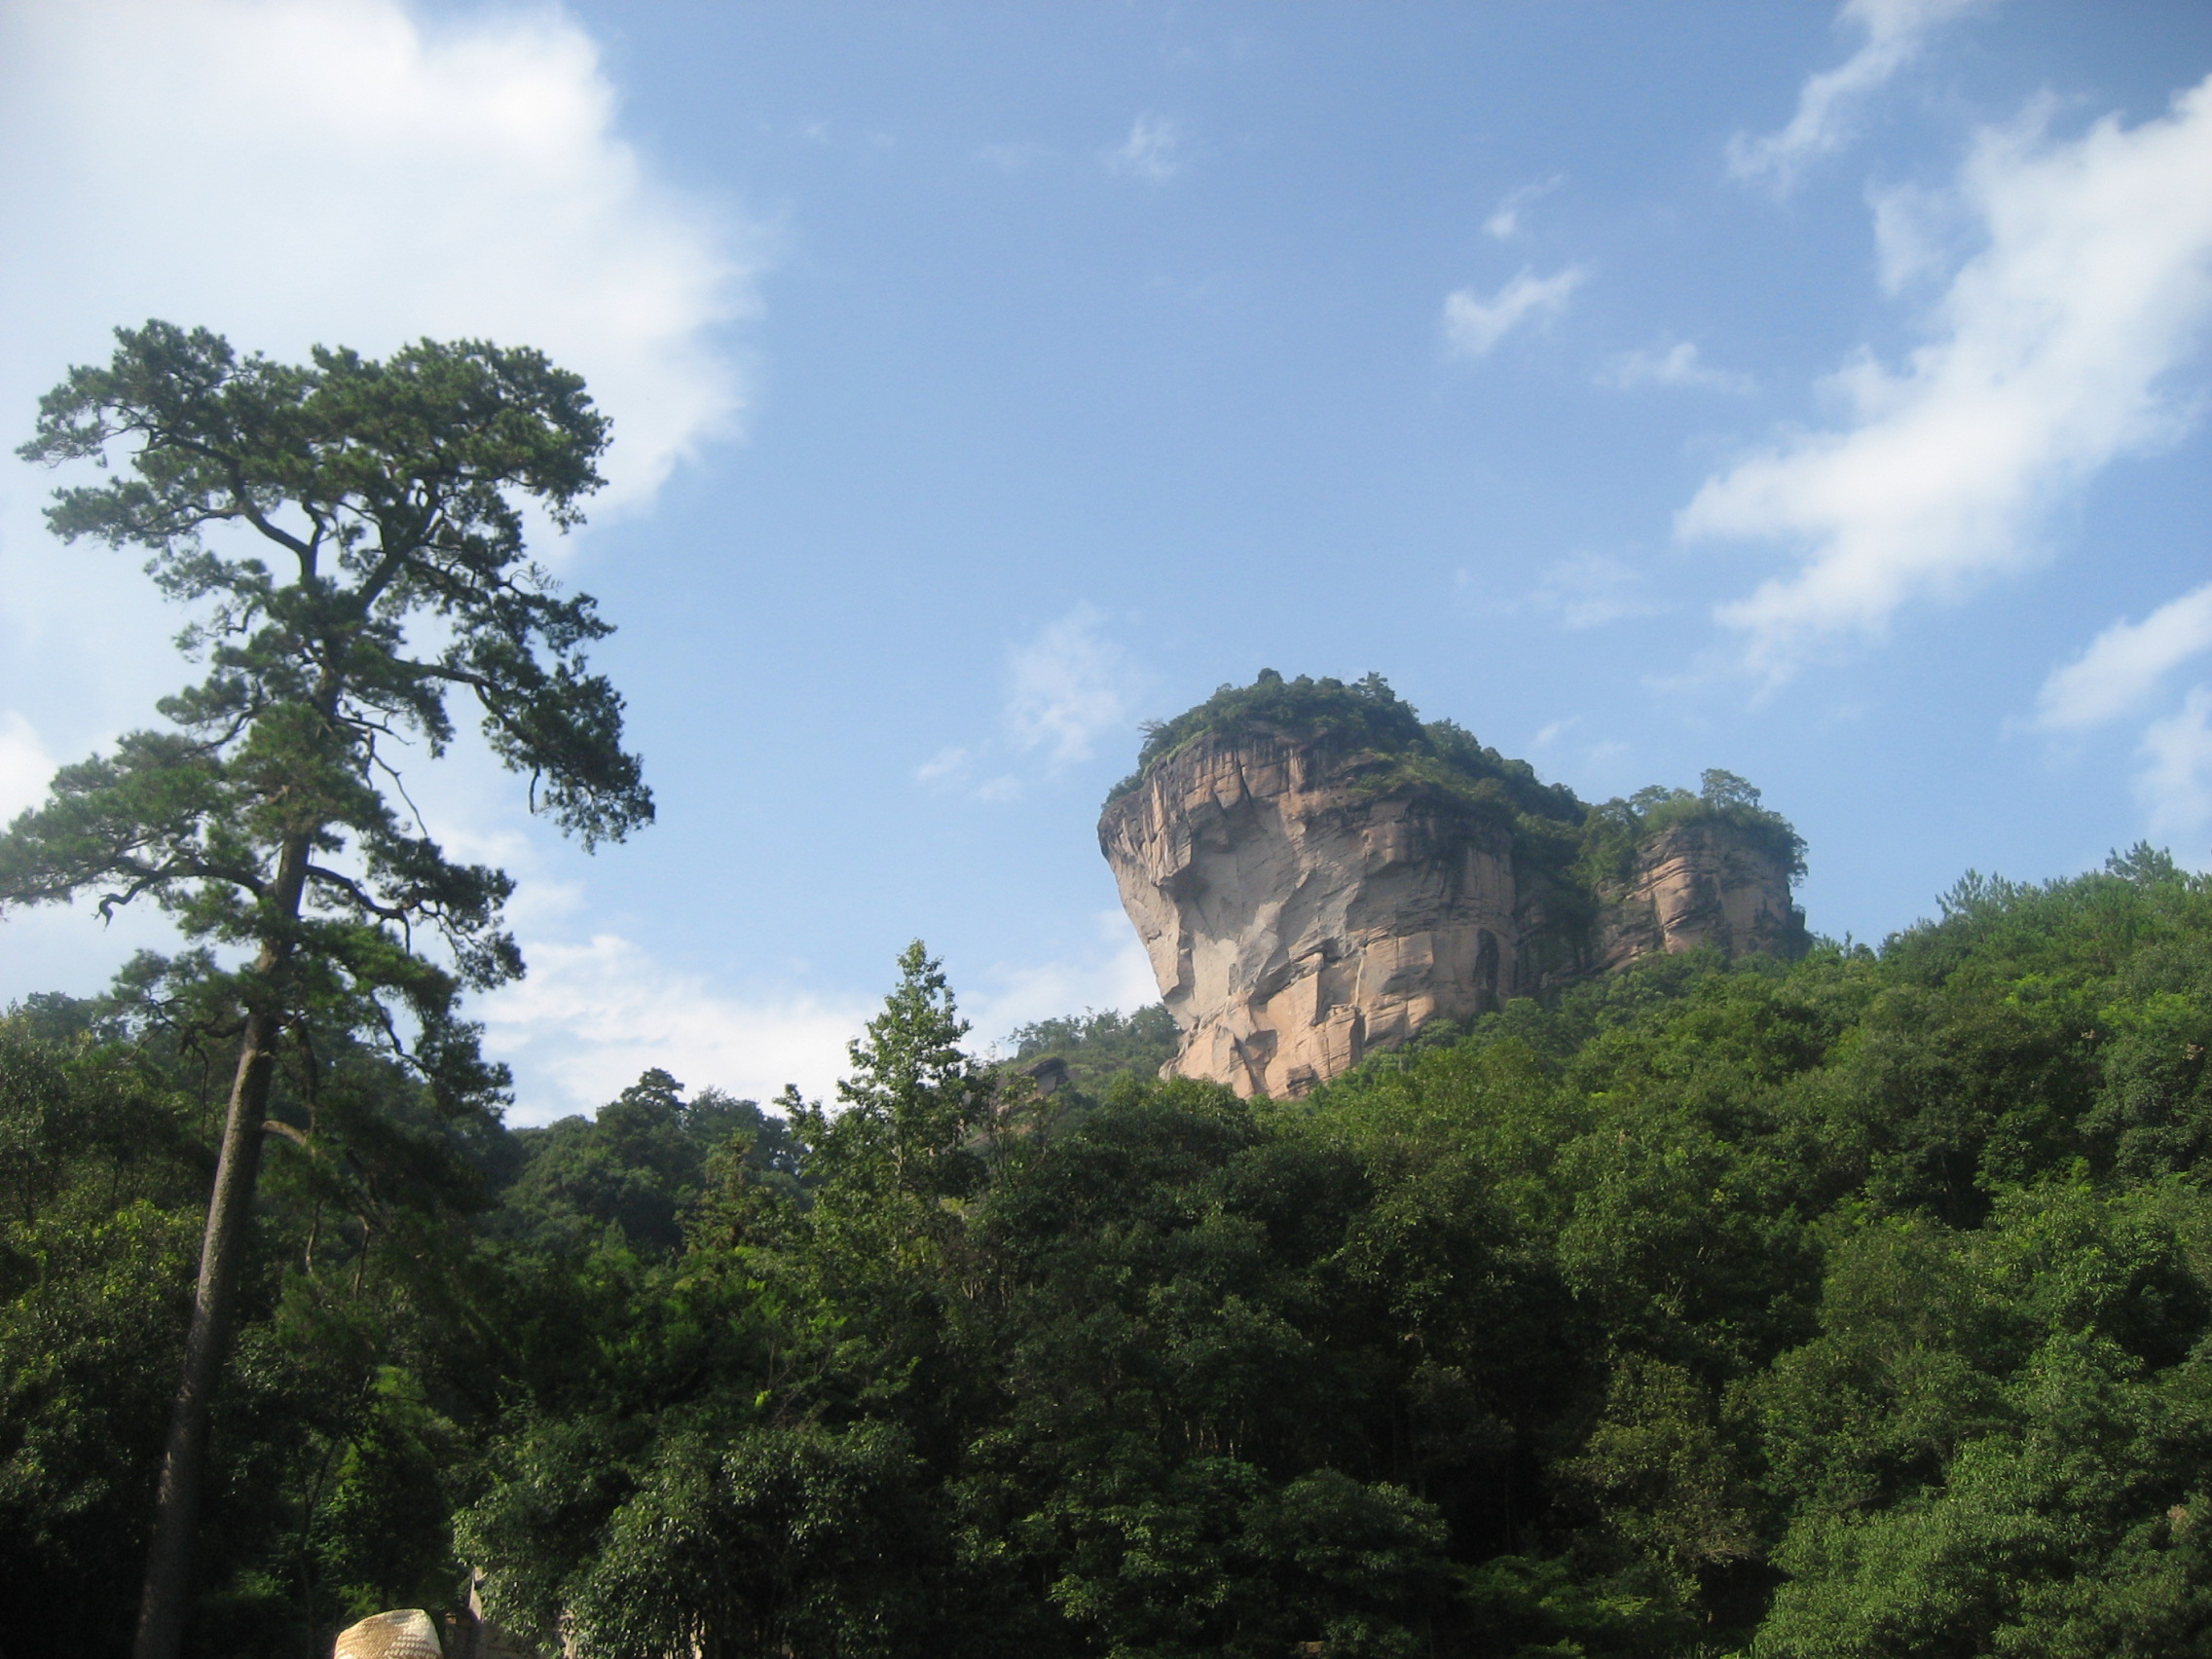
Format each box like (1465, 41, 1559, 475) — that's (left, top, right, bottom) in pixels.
(1101, 731, 1804, 1097)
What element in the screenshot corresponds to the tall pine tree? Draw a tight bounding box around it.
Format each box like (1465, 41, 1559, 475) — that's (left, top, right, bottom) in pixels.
(1, 321, 651, 1658)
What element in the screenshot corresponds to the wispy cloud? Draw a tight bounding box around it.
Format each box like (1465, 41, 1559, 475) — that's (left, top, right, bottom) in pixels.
(1005, 606, 1145, 767)
(1729, 0, 1997, 194)
(2035, 582, 2212, 733)
(1868, 179, 1971, 294)
(916, 746, 972, 786)
(1442, 266, 1588, 359)
(2031, 583, 2212, 865)
(1527, 552, 1669, 630)
(1484, 174, 1565, 240)
(0, 713, 56, 823)
(1681, 77, 2212, 682)
(970, 909, 1163, 1053)
(915, 607, 1148, 800)
(1459, 551, 1671, 631)
(1109, 114, 1182, 183)
(2138, 688, 2212, 855)
(481, 933, 869, 1123)
(1604, 340, 1756, 394)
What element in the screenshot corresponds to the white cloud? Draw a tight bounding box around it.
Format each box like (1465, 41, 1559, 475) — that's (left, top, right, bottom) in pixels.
(1869, 179, 1971, 294)
(1729, 0, 1996, 193)
(482, 909, 1169, 1124)
(1527, 552, 1668, 630)
(916, 746, 973, 786)
(909, 609, 1148, 801)
(1484, 174, 1565, 240)
(2031, 585, 2212, 861)
(0, 713, 56, 823)
(969, 909, 1163, 1052)
(0, 0, 756, 522)
(1604, 340, 1756, 394)
(1109, 114, 1183, 183)
(2136, 686, 2212, 859)
(913, 608, 1147, 801)
(481, 933, 869, 1123)
(1682, 77, 2212, 681)
(2035, 582, 2212, 732)
(1442, 266, 1588, 359)
(1005, 606, 1145, 767)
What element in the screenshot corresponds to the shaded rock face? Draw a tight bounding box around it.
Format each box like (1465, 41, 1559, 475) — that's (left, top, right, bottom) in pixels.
(1100, 732, 1804, 1098)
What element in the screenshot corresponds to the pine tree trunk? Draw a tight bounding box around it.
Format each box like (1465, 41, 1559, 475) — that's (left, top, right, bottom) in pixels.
(133, 834, 310, 1659)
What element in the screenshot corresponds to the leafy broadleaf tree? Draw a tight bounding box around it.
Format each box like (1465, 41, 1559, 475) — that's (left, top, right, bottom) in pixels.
(807, 940, 994, 1205)
(0, 320, 651, 1659)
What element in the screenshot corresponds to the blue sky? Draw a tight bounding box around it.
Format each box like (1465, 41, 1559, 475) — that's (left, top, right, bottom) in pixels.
(3, 0, 2209, 1120)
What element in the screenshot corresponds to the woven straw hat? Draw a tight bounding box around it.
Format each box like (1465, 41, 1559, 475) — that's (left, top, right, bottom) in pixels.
(332, 1608, 443, 1659)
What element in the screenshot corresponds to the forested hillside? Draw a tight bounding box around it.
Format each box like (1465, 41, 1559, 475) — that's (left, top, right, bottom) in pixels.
(5, 854, 2210, 1656)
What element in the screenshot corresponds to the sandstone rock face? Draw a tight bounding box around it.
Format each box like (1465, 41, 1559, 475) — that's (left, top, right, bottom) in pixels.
(1594, 821, 1803, 972)
(1100, 732, 1803, 1098)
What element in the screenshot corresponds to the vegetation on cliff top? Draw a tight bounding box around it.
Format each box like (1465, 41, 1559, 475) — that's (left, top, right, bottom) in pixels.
(1108, 669, 1806, 890)
(1109, 669, 1576, 820)
(1576, 771, 1810, 888)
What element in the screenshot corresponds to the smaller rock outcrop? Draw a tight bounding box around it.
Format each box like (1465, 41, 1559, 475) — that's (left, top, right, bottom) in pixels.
(1593, 819, 1805, 971)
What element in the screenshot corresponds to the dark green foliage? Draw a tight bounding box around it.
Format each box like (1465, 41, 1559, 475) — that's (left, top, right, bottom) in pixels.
(0, 1021, 203, 1632)
(0, 998, 497, 1651)
(1118, 669, 1428, 788)
(1748, 1181, 2212, 1657)
(10, 852, 2212, 1655)
(1108, 671, 1583, 831)
(499, 1069, 799, 1253)
(559, 1419, 925, 1659)
(1007, 1003, 1180, 1100)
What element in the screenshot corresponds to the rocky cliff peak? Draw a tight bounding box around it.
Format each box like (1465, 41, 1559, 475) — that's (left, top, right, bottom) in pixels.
(1099, 673, 1807, 1097)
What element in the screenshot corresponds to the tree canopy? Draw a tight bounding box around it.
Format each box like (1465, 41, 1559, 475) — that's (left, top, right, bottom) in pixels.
(9, 850, 2212, 1654)
(1, 320, 648, 1658)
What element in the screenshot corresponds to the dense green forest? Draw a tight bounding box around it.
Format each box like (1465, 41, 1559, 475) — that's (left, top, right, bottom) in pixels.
(0, 334, 2199, 1655)
(6, 853, 2210, 1655)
